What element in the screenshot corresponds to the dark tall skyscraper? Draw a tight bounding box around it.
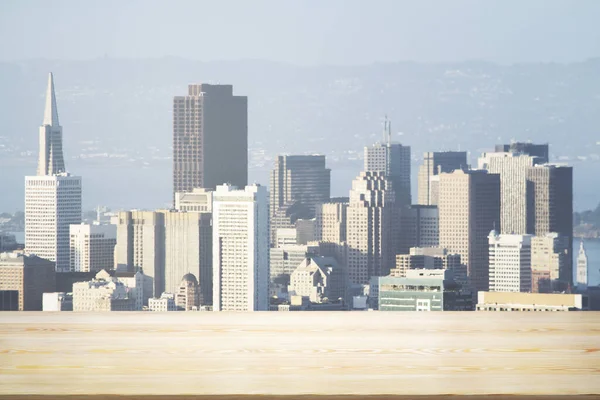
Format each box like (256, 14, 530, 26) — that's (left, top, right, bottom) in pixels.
(495, 142, 549, 164)
(173, 84, 247, 200)
(526, 164, 573, 288)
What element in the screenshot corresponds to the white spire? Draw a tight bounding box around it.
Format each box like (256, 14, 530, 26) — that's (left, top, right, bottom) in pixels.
(43, 72, 60, 126)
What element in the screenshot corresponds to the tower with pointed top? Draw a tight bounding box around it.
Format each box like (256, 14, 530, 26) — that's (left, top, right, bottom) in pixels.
(576, 241, 588, 289)
(25, 73, 82, 272)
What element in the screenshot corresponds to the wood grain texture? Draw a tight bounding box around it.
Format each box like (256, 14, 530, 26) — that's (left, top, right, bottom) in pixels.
(0, 312, 599, 395)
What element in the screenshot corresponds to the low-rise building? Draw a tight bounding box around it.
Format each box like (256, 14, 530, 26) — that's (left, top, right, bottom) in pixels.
(72, 269, 145, 311)
(393, 247, 467, 287)
(0, 252, 56, 311)
(43, 292, 73, 311)
(176, 273, 200, 311)
(148, 292, 177, 311)
(288, 256, 344, 304)
(376, 269, 472, 311)
(476, 291, 588, 311)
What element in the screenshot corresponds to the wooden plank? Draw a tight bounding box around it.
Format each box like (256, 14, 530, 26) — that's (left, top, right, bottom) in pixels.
(0, 312, 598, 395)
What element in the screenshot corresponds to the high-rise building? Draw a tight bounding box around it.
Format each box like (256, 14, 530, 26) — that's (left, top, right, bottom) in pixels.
(397, 205, 439, 253)
(212, 184, 269, 311)
(530, 233, 569, 293)
(488, 231, 532, 293)
(270, 241, 319, 299)
(175, 188, 213, 212)
(346, 171, 396, 285)
(364, 121, 411, 207)
(114, 211, 166, 297)
(315, 201, 347, 243)
(172, 84, 247, 200)
(494, 142, 549, 164)
(69, 223, 116, 272)
(25, 73, 82, 272)
(478, 152, 539, 234)
(438, 169, 500, 292)
(526, 164, 573, 288)
(577, 241, 588, 290)
(417, 151, 467, 205)
(392, 247, 467, 287)
(0, 252, 56, 311)
(163, 211, 212, 304)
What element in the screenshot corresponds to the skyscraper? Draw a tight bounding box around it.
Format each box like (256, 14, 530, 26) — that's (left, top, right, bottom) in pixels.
(417, 151, 467, 205)
(212, 184, 269, 311)
(530, 233, 569, 293)
(364, 119, 411, 207)
(69, 223, 117, 273)
(438, 169, 500, 292)
(494, 142, 549, 164)
(526, 164, 573, 288)
(172, 84, 247, 200)
(25, 73, 82, 272)
(478, 152, 539, 235)
(346, 171, 396, 286)
(315, 201, 348, 243)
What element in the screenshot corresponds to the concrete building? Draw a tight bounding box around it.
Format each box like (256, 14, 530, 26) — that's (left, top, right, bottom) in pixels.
(295, 218, 315, 244)
(175, 188, 213, 212)
(438, 169, 501, 292)
(25, 73, 82, 272)
(270, 155, 331, 217)
(476, 291, 587, 311)
(0, 233, 17, 252)
(315, 201, 347, 243)
(114, 211, 165, 297)
(364, 120, 411, 207)
(69, 223, 116, 272)
(494, 142, 549, 164)
(393, 247, 467, 287)
(212, 184, 269, 311)
(417, 151, 467, 205)
(0, 252, 56, 311)
(42, 292, 73, 311)
(577, 241, 588, 290)
(398, 205, 439, 253)
(163, 211, 212, 304)
(269, 201, 313, 246)
(376, 269, 473, 311)
(478, 152, 539, 235)
(526, 164, 573, 288)
(346, 171, 396, 285)
(148, 292, 177, 311)
(488, 231, 532, 293)
(530, 233, 569, 293)
(72, 269, 144, 311)
(288, 256, 345, 304)
(270, 242, 319, 299)
(172, 84, 247, 200)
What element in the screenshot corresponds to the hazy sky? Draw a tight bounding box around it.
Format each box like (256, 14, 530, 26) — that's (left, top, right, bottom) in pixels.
(1, 0, 599, 65)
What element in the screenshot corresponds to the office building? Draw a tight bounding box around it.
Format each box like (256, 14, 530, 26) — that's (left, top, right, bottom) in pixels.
(173, 84, 247, 200)
(438, 169, 500, 292)
(72, 269, 145, 311)
(270, 155, 331, 216)
(212, 184, 269, 311)
(69, 223, 116, 273)
(417, 151, 467, 205)
(295, 218, 315, 244)
(577, 241, 588, 290)
(346, 171, 396, 285)
(376, 269, 473, 311)
(148, 292, 177, 311)
(364, 120, 411, 207)
(114, 211, 165, 297)
(393, 247, 467, 287)
(0, 233, 17, 252)
(476, 291, 587, 311)
(269, 202, 313, 245)
(530, 233, 569, 293)
(494, 142, 549, 164)
(0, 252, 56, 311)
(176, 273, 200, 311)
(315, 201, 347, 243)
(488, 231, 532, 293)
(163, 211, 212, 304)
(270, 242, 319, 299)
(25, 73, 82, 272)
(175, 188, 213, 212)
(288, 256, 345, 304)
(42, 292, 73, 311)
(526, 164, 573, 288)
(478, 152, 539, 234)
(398, 205, 439, 253)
